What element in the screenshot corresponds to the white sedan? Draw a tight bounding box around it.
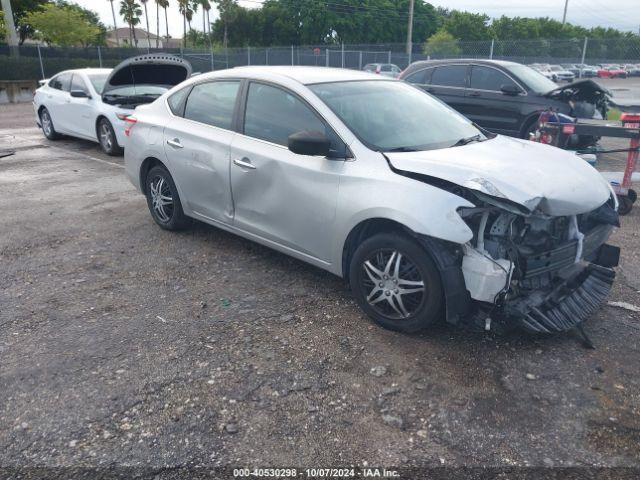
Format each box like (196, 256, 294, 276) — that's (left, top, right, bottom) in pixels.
(33, 54, 191, 155)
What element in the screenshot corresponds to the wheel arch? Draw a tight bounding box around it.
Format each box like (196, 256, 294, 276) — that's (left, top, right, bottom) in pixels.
(139, 157, 168, 195)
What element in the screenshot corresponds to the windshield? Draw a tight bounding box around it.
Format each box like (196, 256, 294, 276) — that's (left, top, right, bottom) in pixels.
(309, 80, 486, 152)
(505, 64, 558, 93)
(87, 73, 109, 94)
(103, 85, 169, 97)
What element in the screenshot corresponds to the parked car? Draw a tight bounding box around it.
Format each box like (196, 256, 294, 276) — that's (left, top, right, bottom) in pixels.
(124, 66, 619, 334)
(597, 65, 628, 78)
(33, 54, 191, 155)
(363, 63, 402, 78)
(548, 65, 575, 82)
(530, 64, 558, 82)
(399, 59, 610, 141)
(576, 64, 599, 78)
(624, 64, 640, 77)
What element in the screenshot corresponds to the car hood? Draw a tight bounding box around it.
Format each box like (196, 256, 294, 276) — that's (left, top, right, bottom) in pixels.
(102, 54, 192, 96)
(543, 79, 610, 99)
(385, 135, 611, 216)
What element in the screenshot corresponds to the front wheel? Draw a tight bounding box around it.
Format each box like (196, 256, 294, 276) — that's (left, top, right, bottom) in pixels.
(349, 232, 443, 333)
(145, 165, 190, 230)
(97, 118, 123, 156)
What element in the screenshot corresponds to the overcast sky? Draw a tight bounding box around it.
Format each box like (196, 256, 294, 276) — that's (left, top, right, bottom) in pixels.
(75, 0, 640, 39)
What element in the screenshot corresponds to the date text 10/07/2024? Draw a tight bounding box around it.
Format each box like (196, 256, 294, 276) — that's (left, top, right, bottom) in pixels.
(233, 468, 400, 478)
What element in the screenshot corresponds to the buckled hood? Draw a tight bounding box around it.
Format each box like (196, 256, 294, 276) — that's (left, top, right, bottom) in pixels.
(102, 54, 192, 96)
(543, 79, 610, 99)
(386, 135, 612, 216)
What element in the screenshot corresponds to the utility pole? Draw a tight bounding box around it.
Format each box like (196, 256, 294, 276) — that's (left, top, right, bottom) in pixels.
(406, 0, 415, 56)
(1, 0, 20, 55)
(562, 0, 569, 25)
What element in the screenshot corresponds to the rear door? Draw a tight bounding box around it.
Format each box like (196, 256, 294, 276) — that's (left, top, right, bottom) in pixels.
(464, 65, 525, 135)
(427, 64, 469, 114)
(162, 80, 241, 223)
(46, 73, 72, 132)
(66, 74, 96, 139)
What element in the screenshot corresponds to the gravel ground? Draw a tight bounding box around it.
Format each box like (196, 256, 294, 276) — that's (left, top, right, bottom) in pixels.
(1, 102, 639, 478)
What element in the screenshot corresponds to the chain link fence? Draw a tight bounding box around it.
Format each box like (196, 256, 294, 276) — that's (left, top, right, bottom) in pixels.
(1, 37, 640, 81)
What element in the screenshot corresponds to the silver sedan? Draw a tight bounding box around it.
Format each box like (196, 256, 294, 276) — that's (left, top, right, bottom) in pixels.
(125, 66, 619, 335)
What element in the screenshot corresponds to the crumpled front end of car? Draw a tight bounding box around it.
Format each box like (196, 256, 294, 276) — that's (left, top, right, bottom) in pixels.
(457, 196, 620, 333)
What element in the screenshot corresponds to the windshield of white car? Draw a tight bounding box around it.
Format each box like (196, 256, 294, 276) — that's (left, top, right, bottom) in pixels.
(87, 73, 109, 94)
(505, 64, 558, 94)
(309, 80, 487, 152)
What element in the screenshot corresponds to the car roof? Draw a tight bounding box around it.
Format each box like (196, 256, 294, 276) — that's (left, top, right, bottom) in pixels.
(407, 59, 524, 69)
(193, 66, 385, 85)
(53, 68, 112, 76)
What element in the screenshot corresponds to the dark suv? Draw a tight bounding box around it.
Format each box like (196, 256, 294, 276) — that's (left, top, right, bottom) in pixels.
(399, 59, 609, 139)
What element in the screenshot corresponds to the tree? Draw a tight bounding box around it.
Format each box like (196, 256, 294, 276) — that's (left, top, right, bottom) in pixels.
(423, 29, 460, 57)
(55, 1, 107, 45)
(177, 0, 188, 47)
(442, 10, 491, 41)
(119, 0, 142, 46)
(24, 3, 101, 46)
(2, 0, 47, 44)
(108, 0, 119, 45)
(155, 0, 169, 44)
(213, 0, 237, 49)
(0, 10, 6, 41)
(140, 0, 150, 47)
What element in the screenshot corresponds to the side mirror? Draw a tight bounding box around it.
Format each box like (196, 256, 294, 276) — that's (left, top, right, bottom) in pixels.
(70, 89, 90, 99)
(500, 84, 522, 96)
(288, 130, 331, 157)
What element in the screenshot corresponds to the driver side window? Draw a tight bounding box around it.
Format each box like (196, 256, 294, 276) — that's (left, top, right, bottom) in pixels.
(244, 82, 345, 156)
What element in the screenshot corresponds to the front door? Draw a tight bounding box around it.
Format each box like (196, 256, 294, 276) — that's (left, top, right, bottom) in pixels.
(66, 74, 96, 139)
(464, 65, 525, 136)
(229, 82, 344, 262)
(162, 80, 241, 223)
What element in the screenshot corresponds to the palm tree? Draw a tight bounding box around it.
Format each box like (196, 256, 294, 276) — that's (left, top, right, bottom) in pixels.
(156, 0, 170, 44)
(187, 1, 198, 46)
(120, 0, 142, 46)
(108, 0, 119, 46)
(200, 0, 211, 48)
(140, 0, 151, 48)
(177, 0, 188, 48)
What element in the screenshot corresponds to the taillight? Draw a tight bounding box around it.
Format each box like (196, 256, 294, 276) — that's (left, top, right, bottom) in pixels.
(376, 66, 381, 74)
(116, 113, 131, 121)
(124, 117, 137, 137)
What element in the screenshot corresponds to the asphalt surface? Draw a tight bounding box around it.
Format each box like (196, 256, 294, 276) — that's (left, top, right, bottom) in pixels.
(1, 102, 639, 478)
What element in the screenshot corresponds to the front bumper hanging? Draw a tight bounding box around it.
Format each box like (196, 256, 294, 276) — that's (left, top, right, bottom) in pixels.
(516, 264, 615, 333)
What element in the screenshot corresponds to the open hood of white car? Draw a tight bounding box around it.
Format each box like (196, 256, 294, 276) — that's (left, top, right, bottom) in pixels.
(386, 135, 611, 216)
(102, 54, 192, 96)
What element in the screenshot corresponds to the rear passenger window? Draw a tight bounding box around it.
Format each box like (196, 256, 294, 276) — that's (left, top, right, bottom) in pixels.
(430, 65, 467, 88)
(184, 81, 240, 129)
(469, 66, 518, 91)
(244, 83, 326, 147)
(167, 86, 190, 116)
(50, 73, 71, 91)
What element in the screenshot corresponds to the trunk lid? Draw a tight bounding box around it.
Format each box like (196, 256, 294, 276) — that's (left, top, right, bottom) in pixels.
(102, 54, 192, 106)
(386, 135, 611, 216)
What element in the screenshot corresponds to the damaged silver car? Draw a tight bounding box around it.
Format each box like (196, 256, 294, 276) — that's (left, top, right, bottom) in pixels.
(124, 67, 620, 335)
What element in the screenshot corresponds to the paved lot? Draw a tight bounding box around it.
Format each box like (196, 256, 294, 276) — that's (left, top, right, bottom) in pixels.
(1, 102, 639, 476)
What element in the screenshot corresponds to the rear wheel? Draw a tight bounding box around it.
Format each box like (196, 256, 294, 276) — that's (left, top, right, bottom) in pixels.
(349, 232, 443, 333)
(97, 118, 123, 156)
(40, 108, 61, 140)
(145, 165, 190, 230)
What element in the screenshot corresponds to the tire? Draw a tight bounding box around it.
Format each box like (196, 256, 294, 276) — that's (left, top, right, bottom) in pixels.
(144, 165, 190, 230)
(39, 107, 61, 140)
(521, 117, 539, 140)
(617, 195, 633, 215)
(97, 118, 124, 156)
(349, 232, 443, 333)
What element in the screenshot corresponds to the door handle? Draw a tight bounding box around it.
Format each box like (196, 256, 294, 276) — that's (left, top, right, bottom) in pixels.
(233, 157, 256, 170)
(468, 91, 481, 97)
(167, 138, 183, 149)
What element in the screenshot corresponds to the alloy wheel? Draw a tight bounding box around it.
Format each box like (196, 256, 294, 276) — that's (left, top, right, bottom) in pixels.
(41, 111, 52, 136)
(99, 122, 113, 151)
(149, 175, 174, 223)
(361, 249, 426, 320)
